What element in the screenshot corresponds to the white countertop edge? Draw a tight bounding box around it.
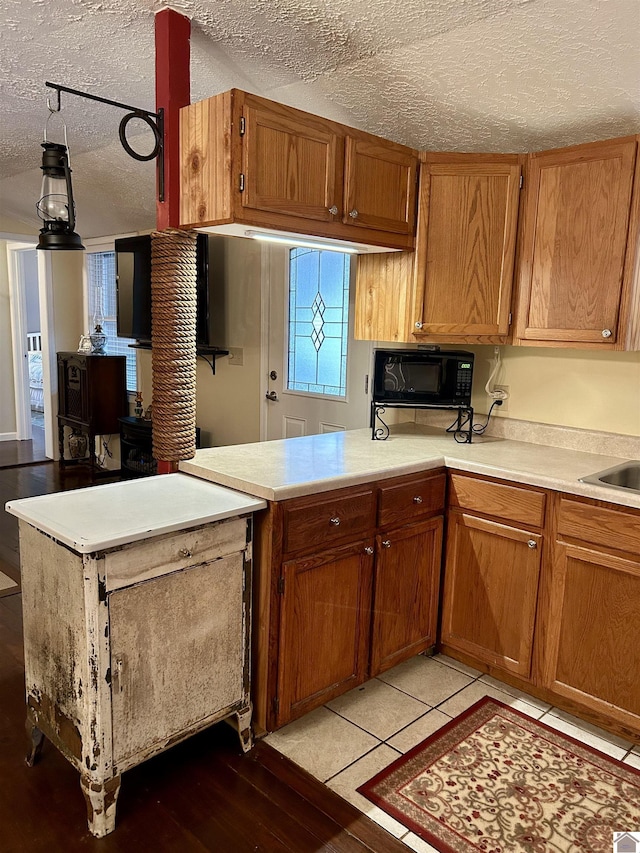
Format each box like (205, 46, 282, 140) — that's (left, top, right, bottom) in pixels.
(9, 504, 266, 554)
(5, 473, 267, 553)
(180, 445, 640, 510)
(441, 457, 640, 509)
(180, 457, 448, 501)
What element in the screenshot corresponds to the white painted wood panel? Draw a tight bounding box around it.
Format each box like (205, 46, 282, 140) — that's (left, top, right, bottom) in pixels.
(109, 554, 246, 766)
(103, 517, 247, 592)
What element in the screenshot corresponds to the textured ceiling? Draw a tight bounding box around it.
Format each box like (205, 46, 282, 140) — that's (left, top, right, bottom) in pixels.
(1, 0, 639, 237)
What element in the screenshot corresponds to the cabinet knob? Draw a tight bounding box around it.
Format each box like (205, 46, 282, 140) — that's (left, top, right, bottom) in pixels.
(414, 321, 424, 330)
(349, 209, 359, 219)
(328, 205, 338, 215)
(330, 517, 340, 526)
(602, 329, 612, 338)
(179, 547, 193, 559)
(413, 496, 423, 504)
(527, 540, 537, 549)
(382, 539, 391, 548)
(364, 546, 374, 555)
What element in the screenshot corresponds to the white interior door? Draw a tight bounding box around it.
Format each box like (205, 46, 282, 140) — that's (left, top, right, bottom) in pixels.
(265, 246, 372, 440)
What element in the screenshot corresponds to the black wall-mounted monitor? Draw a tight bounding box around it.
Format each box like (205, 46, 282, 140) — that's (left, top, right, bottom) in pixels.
(115, 233, 215, 347)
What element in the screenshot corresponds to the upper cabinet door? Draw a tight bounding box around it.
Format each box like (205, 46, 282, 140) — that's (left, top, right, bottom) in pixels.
(415, 156, 521, 337)
(516, 137, 638, 346)
(241, 96, 343, 223)
(344, 137, 418, 235)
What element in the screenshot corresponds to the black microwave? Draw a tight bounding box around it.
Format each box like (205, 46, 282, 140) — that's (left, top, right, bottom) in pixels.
(372, 349, 474, 406)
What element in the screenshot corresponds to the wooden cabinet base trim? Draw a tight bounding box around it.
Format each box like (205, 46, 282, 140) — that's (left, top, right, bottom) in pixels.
(438, 645, 640, 745)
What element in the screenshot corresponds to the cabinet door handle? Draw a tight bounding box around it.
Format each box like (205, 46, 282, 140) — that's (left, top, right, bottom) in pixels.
(414, 321, 424, 330)
(382, 539, 391, 548)
(413, 496, 423, 504)
(114, 658, 124, 693)
(602, 329, 612, 338)
(364, 546, 374, 555)
(349, 209, 359, 219)
(527, 540, 537, 549)
(179, 547, 193, 558)
(330, 517, 340, 526)
(328, 205, 338, 215)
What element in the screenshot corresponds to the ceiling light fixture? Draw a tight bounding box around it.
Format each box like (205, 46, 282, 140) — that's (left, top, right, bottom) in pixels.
(243, 229, 363, 254)
(36, 82, 165, 251)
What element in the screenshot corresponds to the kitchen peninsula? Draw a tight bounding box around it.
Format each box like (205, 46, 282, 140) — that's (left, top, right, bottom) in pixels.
(180, 424, 640, 742)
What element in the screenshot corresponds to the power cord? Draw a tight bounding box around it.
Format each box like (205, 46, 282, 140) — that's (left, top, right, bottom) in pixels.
(446, 399, 503, 442)
(485, 346, 509, 401)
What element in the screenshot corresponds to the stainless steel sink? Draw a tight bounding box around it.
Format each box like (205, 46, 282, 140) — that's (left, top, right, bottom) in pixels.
(580, 461, 640, 493)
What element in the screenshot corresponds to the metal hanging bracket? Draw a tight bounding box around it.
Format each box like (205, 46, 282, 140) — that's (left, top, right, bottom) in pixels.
(45, 82, 165, 201)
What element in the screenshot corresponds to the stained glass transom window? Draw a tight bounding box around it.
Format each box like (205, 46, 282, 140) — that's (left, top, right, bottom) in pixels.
(287, 248, 350, 397)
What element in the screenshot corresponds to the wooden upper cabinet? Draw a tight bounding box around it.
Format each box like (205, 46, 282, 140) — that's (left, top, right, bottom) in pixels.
(241, 96, 343, 223)
(355, 153, 522, 343)
(344, 137, 417, 236)
(180, 89, 418, 251)
(515, 136, 640, 349)
(416, 155, 521, 337)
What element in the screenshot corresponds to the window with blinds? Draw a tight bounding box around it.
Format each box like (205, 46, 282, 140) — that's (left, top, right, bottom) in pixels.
(86, 251, 137, 393)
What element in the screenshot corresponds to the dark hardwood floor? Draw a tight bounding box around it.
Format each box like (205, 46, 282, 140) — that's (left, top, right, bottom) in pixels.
(0, 463, 408, 853)
(0, 427, 48, 469)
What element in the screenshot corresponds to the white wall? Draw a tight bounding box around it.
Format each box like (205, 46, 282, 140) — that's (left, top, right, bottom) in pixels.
(136, 237, 264, 448)
(469, 345, 640, 437)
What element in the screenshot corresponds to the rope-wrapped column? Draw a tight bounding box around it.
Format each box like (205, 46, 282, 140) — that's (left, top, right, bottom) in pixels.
(151, 228, 198, 465)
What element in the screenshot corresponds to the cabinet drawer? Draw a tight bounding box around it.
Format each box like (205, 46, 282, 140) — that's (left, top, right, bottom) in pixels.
(557, 497, 640, 554)
(448, 473, 546, 528)
(283, 488, 376, 554)
(103, 517, 247, 592)
(377, 471, 445, 528)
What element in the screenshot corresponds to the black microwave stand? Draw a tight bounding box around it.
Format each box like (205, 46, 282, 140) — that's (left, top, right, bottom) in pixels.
(370, 401, 474, 443)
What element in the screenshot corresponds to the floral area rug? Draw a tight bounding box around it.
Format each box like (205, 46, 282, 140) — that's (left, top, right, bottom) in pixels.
(357, 697, 640, 853)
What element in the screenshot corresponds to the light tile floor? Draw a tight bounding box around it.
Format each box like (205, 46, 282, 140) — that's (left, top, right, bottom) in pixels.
(265, 653, 638, 852)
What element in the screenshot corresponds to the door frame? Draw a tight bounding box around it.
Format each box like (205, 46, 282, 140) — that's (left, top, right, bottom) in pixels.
(6, 240, 55, 456)
(7, 241, 36, 441)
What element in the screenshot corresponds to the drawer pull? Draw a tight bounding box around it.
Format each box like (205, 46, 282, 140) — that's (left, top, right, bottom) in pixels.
(527, 540, 537, 549)
(179, 547, 193, 559)
(364, 546, 374, 555)
(382, 539, 391, 548)
(114, 658, 124, 693)
(413, 496, 423, 504)
(329, 517, 340, 526)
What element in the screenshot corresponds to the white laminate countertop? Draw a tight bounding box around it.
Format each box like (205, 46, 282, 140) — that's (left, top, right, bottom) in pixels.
(179, 425, 640, 509)
(5, 473, 267, 553)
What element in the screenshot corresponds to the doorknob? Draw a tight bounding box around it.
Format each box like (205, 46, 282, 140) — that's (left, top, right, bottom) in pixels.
(265, 391, 279, 401)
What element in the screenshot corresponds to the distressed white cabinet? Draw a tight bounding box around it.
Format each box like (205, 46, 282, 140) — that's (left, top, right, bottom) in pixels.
(7, 475, 265, 838)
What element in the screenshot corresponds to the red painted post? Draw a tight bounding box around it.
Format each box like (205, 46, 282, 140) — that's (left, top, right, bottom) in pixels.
(155, 7, 191, 230)
(155, 8, 191, 474)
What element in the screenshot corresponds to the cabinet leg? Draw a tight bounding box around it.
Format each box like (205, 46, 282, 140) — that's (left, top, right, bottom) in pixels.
(235, 705, 253, 753)
(80, 774, 121, 838)
(25, 719, 45, 767)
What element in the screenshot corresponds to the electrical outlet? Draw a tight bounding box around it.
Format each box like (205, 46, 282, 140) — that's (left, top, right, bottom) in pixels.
(228, 347, 244, 366)
(493, 385, 509, 412)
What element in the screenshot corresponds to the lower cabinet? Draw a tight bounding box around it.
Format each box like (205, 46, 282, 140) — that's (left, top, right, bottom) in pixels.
(371, 517, 443, 676)
(441, 512, 542, 679)
(19, 514, 255, 837)
(255, 469, 446, 731)
(440, 473, 546, 680)
(537, 495, 640, 735)
(277, 540, 374, 723)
